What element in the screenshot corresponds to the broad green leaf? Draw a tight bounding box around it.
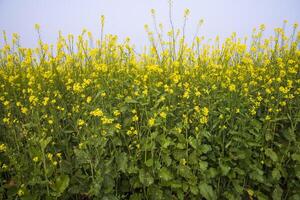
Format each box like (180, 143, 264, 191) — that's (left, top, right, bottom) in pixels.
(207, 167, 218, 178)
(220, 163, 231, 176)
(40, 137, 52, 150)
(145, 159, 153, 167)
(272, 185, 283, 200)
(103, 175, 115, 194)
(161, 137, 171, 149)
(199, 144, 212, 154)
(148, 186, 163, 200)
(190, 185, 199, 195)
(158, 167, 173, 181)
(116, 152, 128, 172)
(139, 169, 154, 186)
(199, 182, 216, 200)
(289, 194, 300, 200)
(188, 136, 197, 149)
(55, 174, 70, 194)
(272, 168, 281, 181)
(265, 148, 278, 162)
(161, 153, 172, 166)
(178, 165, 194, 180)
(256, 191, 268, 200)
(199, 160, 208, 171)
(291, 153, 300, 161)
(129, 193, 143, 200)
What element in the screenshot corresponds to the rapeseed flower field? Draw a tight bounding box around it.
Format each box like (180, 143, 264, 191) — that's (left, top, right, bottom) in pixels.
(0, 17, 299, 199)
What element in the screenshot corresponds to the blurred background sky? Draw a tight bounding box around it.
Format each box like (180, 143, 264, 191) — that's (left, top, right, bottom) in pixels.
(0, 0, 299, 51)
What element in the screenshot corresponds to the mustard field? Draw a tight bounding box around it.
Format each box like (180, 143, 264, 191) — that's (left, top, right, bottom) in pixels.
(0, 20, 300, 199)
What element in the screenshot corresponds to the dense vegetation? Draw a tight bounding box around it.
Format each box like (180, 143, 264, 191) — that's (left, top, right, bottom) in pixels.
(0, 15, 300, 199)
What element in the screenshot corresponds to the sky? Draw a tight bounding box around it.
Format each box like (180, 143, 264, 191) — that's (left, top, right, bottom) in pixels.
(0, 0, 299, 51)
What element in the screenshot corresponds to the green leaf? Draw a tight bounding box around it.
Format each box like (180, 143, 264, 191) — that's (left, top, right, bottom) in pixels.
(199, 182, 216, 200)
(129, 193, 143, 200)
(148, 186, 163, 200)
(116, 152, 128, 172)
(190, 185, 199, 195)
(199, 144, 212, 154)
(289, 194, 300, 200)
(145, 159, 153, 167)
(161, 153, 172, 166)
(40, 137, 52, 150)
(272, 185, 283, 200)
(199, 160, 208, 171)
(54, 175, 70, 194)
(74, 149, 90, 164)
(291, 153, 300, 161)
(103, 175, 115, 194)
(188, 136, 197, 149)
(158, 167, 173, 181)
(139, 169, 154, 186)
(265, 148, 278, 162)
(220, 163, 231, 176)
(161, 137, 171, 149)
(272, 168, 281, 181)
(178, 165, 194, 180)
(207, 167, 218, 178)
(256, 191, 268, 200)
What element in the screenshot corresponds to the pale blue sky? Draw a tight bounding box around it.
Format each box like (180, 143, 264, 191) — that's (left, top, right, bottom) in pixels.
(0, 0, 299, 50)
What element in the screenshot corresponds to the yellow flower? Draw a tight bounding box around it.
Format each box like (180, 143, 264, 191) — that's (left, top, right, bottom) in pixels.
(73, 83, 82, 93)
(148, 118, 155, 127)
(159, 112, 167, 119)
(47, 153, 53, 160)
(0, 143, 7, 152)
(101, 116, 114, 124)
(17, 189, 24, 197)
(115, 123, 122, 129)
(229, 84, 236, 92)
(29, 95, 38, 105)
(2, 164, 8, 170)
(101, 92, 106, 97)
(279, 86, 289, 94)
(202, 107, 209, 116)
(32, 156, 39, 162)
(2, 117, 9, 124)
(43, 97, 49, 106)
(48, 119, 53, 125)
(172, 73, 180, 84)
(132, 115, 139, 122)
(77, 119, 85, 126)
(279, 101, 286, 106)
(142, 89, 148, 96)
(78, 143, 84, 149)
(86, 96, 92, 103)
(200, 116, 208, 124)
(90, 108, 104, 117)
(3, 100, 9, 106)
(113, 110, 121, 117)
(250, 108, 256, 115)
(265, 88, 271, 94)
(56, 153, 62, 159)
(180, 158, 187, 165)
